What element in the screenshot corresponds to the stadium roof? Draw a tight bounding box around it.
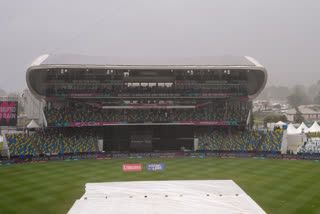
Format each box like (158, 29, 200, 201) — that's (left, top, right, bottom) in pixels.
(27, 54, 268, 100)
(32, 54, 262, 67)
(68, 180, 266, 214)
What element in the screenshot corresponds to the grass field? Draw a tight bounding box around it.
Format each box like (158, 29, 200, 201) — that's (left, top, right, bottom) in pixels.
(0, 158, 319, 214)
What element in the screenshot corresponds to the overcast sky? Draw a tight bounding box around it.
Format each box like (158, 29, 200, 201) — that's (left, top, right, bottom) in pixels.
(1, 0, 319, 92)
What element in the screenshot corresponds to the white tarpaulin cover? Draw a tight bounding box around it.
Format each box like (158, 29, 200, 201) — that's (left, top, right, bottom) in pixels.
(68, 180, 266, 214)
(296, 122, 309, 133)
(287, 123, 298, 135)
(308, 122, 320, 133)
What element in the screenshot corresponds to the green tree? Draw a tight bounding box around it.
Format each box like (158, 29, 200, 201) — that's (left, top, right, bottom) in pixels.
(287, 85, 311, 107)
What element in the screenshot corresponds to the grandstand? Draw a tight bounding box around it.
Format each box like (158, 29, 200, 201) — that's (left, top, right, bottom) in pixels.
(260, 130, 284, 153)
(297, 138, 320, 154)
(2, 54, 270, 157)
(223, 130, 264, 152)
(6, 133, 37, 156)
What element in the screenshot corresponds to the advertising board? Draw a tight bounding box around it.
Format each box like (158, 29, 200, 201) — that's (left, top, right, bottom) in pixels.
(122, 164, 142, 171)
(0, 101, 18, 126)
(146, 163, 165, 171)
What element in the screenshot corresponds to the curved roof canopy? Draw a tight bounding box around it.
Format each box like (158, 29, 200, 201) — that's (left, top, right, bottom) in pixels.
(33, 54, 259, 67)
(26, 54, 268, 100)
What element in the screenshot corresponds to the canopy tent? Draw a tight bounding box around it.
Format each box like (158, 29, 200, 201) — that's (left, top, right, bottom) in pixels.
(276, 121, 287, 126)
(287, 123, 298, 135)
(26, 120, 40, 129)
(308, 122, 320, 133)
(296, 122, 309, 133)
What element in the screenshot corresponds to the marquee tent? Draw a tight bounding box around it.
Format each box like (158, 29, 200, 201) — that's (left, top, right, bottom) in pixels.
(26, 120, 40, 129)
(296, 122, 309, 133)
(287, 123, 298, 135)
(308, 122, 320, 133)
(276, 121, 287, 126)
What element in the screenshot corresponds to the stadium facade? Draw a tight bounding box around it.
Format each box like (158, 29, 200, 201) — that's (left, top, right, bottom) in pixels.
(24, 54, 267, 153)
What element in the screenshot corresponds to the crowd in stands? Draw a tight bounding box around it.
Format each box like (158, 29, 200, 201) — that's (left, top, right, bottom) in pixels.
(45, 108, 249, 125)
(260, 130, 284, 152)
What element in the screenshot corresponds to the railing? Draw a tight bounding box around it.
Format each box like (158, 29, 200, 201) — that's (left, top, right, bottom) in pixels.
(41, 109, 47, 128)
(2, 131, 10, 158)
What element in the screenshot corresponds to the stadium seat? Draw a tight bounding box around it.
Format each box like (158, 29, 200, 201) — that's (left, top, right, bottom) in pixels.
(44, 108, 249, 125)
(198, 133, 225, 150)
(260, 130, 283, 152)
(6, 133, 37, 156)
(222, 131, 263, 152)
(34, 134, 96, 154)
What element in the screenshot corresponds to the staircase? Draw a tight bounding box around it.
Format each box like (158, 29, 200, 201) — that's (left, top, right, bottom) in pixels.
(94, 137, 100, 152)
(30, 134, 41, 155)
(256, 133, 267, 151)
(219, 135, 228, 151)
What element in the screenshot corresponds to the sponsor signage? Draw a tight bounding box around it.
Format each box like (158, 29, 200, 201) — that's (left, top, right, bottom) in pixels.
(178, 121, 237, 125)
(0, 101, 18, 126)
(146, 163, 165, 171)
(66, 121, 123, 127)
(122, 164, 142, 171)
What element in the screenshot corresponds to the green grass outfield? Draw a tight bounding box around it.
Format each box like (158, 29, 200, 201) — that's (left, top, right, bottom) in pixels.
(0, 158, 319, 214)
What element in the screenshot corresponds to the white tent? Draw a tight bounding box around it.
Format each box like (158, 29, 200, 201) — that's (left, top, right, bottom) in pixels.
(308, 122, 320, 133)
(26, 120, 40, 129)
(296, 122, 309, 133)
(276, 121, 287, 126)
(287, 123, 298, 135)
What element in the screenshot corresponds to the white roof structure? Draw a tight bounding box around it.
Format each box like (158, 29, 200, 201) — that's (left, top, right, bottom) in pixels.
(26, 120, 40, 129)
(276, 121, 286, 125)
(308, 122, 320, 133)
(68, 180, 266, 214)
(287, 123, 298, 135)
(26, 54, 268, 100)
(276, 121, 287, 126)
(296, 122, 309, 133)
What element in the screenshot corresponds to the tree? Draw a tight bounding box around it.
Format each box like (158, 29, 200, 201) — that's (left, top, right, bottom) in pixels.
(314, 92, 320, 105)
(294, 107, 305, 123)
(287, 94, 303, 108)
(287, 85, 311, 107)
